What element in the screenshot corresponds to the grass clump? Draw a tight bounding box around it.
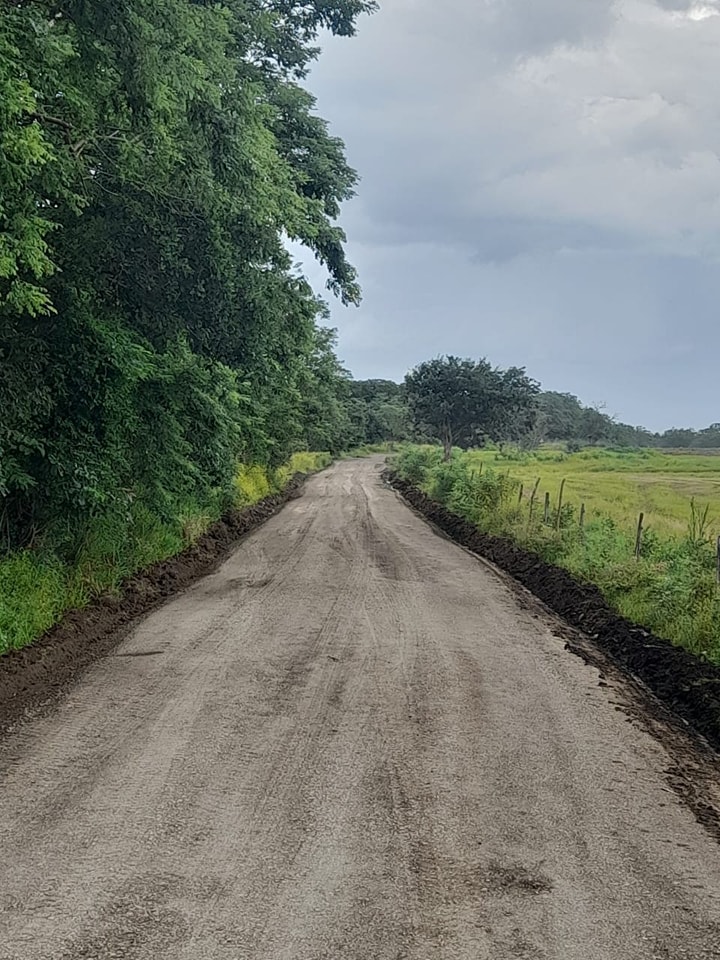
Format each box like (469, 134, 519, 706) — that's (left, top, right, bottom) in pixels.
(287, 451, 332, 475)
(0, 552, 67, 654)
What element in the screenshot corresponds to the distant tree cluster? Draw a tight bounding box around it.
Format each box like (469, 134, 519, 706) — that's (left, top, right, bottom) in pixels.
(347, 380, 412, 445)
(531, 392, 626, 448)
(346, 360, 718, 454)
(653, 425, 720, 448)
(533, 393, 720, 450)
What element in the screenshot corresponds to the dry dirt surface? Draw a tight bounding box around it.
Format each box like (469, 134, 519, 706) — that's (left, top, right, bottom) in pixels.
(2, 457, 720, 960)
(0, 474, 309, 732)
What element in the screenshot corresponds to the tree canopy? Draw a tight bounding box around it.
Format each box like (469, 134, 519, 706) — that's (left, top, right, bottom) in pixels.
(404, 357, 539, 459)
(0, 0, 374, 552)
(347, 380, 412, 445)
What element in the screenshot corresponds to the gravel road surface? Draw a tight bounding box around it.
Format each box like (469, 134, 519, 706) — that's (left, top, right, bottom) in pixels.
(1, 457, 720, 959)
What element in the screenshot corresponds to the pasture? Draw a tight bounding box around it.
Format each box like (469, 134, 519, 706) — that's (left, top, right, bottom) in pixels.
(468, 447, 720, 541)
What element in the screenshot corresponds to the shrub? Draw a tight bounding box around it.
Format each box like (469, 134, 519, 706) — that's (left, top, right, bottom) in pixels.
(234, 464, 273, 506)
(394, 445, 444, 485)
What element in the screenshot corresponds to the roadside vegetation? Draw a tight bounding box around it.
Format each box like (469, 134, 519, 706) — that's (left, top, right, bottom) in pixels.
(0, 453, 330, 655)
(1, 4, 716, 672)
(392, 445, 720, 664)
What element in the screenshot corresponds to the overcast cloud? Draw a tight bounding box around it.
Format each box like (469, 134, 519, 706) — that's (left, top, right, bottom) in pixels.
(298, 0, 720, 430)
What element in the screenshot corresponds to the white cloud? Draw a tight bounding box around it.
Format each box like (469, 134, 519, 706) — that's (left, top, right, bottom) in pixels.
(312, 0, 720, 259)
(673, 3, 720, 21)
(299, 0, 720, 426)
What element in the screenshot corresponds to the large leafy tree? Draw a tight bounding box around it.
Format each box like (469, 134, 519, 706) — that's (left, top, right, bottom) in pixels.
(349, 380, 412, 444)
(404, 357, 539, 459)
(0, 0, 375, 550)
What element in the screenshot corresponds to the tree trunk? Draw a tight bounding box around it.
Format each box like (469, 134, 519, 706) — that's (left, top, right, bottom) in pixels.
(442, 423, 453, 461)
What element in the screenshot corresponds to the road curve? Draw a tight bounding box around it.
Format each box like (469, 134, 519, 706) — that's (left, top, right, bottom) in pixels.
(1, 457, 720, 959)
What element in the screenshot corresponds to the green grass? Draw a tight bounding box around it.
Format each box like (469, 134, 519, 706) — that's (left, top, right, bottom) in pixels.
(467, 446, 720, 539)
(392, 445, 720, 664)
(0, 452, 331, 655)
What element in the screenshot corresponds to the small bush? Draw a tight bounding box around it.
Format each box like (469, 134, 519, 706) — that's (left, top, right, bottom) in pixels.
(234, 464, 273, 506)
(393, 445, 444, 485)
(448, 469, 520, 533)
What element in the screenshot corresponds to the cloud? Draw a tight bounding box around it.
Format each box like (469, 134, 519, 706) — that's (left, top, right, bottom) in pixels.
(313, 0, 720, 260)
(478, 0, 616, 54)
(299, 0, 720, 426)
(656, 0, 720, 17)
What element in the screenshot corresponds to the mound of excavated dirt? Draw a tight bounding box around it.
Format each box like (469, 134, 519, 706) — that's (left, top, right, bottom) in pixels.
(387, 471, 720, 754)
(0, 476, 308, 733)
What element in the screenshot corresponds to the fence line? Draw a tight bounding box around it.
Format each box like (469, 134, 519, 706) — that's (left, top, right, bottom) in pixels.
(468, 465, 718, 569)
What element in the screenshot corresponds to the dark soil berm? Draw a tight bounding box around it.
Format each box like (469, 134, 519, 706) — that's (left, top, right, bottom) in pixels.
(388, 471, 720, 755)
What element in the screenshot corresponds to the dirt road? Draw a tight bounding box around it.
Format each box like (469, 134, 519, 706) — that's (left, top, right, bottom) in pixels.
(2, 458, 720, 959)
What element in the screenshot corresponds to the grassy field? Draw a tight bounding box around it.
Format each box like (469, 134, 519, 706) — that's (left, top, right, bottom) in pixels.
(393, 445, 720, 663)
(468, 447, 720, 540)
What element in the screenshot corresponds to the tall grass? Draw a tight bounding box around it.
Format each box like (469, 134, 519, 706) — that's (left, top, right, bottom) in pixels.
(465, 445, 720, 538)
(392, 445, 720, 664)
(0, 452, 331, 655)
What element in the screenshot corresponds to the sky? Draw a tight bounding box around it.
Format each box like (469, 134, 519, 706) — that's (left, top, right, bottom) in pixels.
(294, 0, 720, 431)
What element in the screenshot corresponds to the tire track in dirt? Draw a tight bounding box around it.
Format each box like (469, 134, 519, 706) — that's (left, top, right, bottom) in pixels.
(1, 458, 720, 959)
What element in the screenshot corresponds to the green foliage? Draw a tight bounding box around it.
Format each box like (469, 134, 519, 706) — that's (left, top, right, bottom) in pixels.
(0, 0, 373, 652)
(393, 445, 444, 485)
(404, 357, 539, 459)
(1, 0, 371, 536)
(296, 327, 356, 455)
(348, 380, 413, 445)
(393, 445, 720, 663)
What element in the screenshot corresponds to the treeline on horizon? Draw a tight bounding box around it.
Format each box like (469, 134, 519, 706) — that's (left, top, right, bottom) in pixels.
(349, 374, 720, 451)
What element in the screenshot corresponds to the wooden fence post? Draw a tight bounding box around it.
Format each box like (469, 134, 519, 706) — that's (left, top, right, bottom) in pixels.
(716, 536, 720, 585)
(579, 502, 586, 531)
(555, 478, 566, 532)
(518, 484, 524, 505)
(635, 513, 644, 560)
(528, 478, 541, 526)
(543, 492, 551, 524)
